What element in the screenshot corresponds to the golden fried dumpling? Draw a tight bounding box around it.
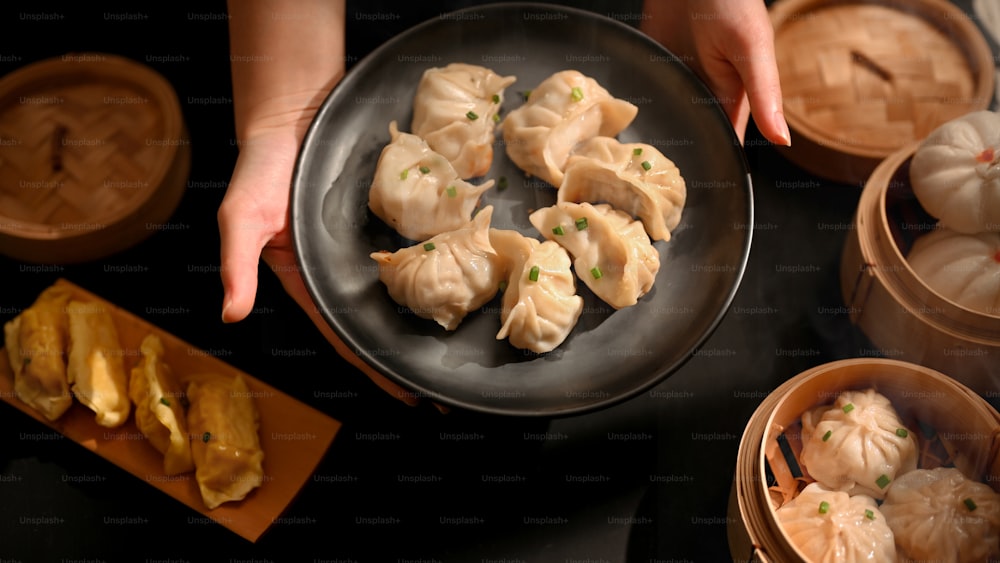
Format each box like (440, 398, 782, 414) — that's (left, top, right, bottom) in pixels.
(186, 373, 265, 509)
(3, 286, 73, 421)
(66, 300, 131, 427)
(129, 334, 193, 475)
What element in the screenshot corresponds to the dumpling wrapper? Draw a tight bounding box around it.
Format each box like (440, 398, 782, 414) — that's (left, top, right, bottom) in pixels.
(3, 286, 73, 421)
(411, 62, 516, 179)
(559, 136, 686, 242)
(370, 206, 503, 331)
(881, 467, 1000, 562)
(775, 482, 897, 563)
(799, 388, 918, 500)
(489, 229, 583, 353)
(129, 333, 193, 475)
(503, 70, 638, 187)
(186, 372, 265, 510)
(368, 121, 494, 242)
(529, 201, 659, 309)
(66, 299, 130, 428)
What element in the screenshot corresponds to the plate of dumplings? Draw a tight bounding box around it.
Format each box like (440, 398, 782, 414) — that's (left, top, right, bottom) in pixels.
(291, 3, 753, 415)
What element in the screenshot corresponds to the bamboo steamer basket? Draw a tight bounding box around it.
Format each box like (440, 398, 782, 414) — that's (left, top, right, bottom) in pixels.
(769, 0, 995, 185)
(840, 140, 1000, 397)
(0, 53, 189, 263)
(729, 358, 1000, 562)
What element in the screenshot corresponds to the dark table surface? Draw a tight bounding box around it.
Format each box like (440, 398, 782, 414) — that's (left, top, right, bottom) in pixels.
(2, 1, 998, 561)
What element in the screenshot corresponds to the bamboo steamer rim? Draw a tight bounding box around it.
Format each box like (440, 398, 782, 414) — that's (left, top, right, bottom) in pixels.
(0, 52, 187, 260)
(769, 0, 995, 182)
(733, 358, 1000, 562)
(858, 140, 1000, 336)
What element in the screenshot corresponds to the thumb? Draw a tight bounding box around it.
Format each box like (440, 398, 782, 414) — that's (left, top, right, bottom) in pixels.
(218, 152, 274, 324)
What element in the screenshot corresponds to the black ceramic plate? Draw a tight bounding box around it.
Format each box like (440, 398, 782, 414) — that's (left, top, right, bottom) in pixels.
(292, 2, 753, 416)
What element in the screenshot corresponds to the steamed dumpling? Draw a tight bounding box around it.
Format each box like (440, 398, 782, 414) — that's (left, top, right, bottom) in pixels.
(370, 206, 503, 331)
(529, 201, 659, 309)
(881, 467, 1000, 563)
(368, 121, 493, 241)
(559, 136, 687, 242)
(775, 482, 897, 563)
(489, 229, 583, 353)
(411, 63, 516, 179)
(503, 70, 638, 187)
(906, 226, 1000, 316)
(799, 388, 918, 500)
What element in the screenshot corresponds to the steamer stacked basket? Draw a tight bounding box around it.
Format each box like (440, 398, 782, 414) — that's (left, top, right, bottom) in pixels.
(730, 0, 1000, 560)
(0, 53, 189, 263)
(769, 0, 995, 185)
(729, 358, 1000, 562)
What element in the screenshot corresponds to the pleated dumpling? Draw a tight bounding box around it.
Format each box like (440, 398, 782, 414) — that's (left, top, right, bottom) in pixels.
(370, 206, 503, 331)
(529, 202, 659, 309)
(368, 121, 493, 241)
(129, 333, 194, 476)
(881, 467, 1000, 563)
(489, 229, 583, 353)
(775, 483, 897, 563)
(559, 137, 687, 242)
(411, 63, 516, 179)
(3, 285, 73, 421)
(799, 388, 918, 500)
(503, 70, 638, 187)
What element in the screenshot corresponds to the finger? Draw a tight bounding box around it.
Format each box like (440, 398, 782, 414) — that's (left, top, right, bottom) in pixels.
(218, 155, 270, 324)
(725, 10, 791, 146)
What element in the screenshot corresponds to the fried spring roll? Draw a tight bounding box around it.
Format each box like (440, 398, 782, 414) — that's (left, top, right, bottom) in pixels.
(66, 300, 130, 427)
(186, 373, 265, 509)
(3, 287, 72, 421)
(129, 334, 193, 475)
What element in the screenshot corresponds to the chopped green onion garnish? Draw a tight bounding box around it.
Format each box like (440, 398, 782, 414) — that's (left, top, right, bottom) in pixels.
(864, 509, 876, 520)
(159, 397, 171, 407)
(570, 86, 584, 102)
(818, 501, 830, 514)
(895, 428, 908, 438)
(423, 242, 436, 251)
(492, 113, 501, 123)
(400, 169, 409, 180)
(842, 403, 855, 414)
(575, 217, 588, 231)
(641, 161, 652, 171)
(498, 176, 508, 191)
(876, 474, 891, 489)
(590, 266, 603, 279)
(552, 225, 565, 236)
(822, 430, 832, 442)
(445, 185, 457, 198)
(466, 111, 479, 120)
(633, 147, 643, 156)
(522, 90, 532, 101)
(528, 265, 540, 282)
(419, 165, 430, 174)
(964, 498, 978, 511)
(498, 281, 507, 292)
(202, 432, 211, 443)
(491, 94, 500, 103)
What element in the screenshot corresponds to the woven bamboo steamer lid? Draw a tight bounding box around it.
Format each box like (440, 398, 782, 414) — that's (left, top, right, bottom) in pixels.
(840, 140, 1000, 396)
(769, 0, 995, 185)
(729, 358, 1000, 562)
(0, 53, 189, 263)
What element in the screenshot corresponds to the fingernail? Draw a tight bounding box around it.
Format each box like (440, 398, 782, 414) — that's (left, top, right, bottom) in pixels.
(221, 300, 232, 323)
(775, 110, 792, 147)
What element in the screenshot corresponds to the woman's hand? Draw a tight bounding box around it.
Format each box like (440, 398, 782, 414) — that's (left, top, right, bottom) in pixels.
(221, 0, 419, 405)
(642, 0, 791, 146)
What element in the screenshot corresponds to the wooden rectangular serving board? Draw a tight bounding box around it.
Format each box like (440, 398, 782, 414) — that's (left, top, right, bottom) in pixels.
(0, 278, 342, 542)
